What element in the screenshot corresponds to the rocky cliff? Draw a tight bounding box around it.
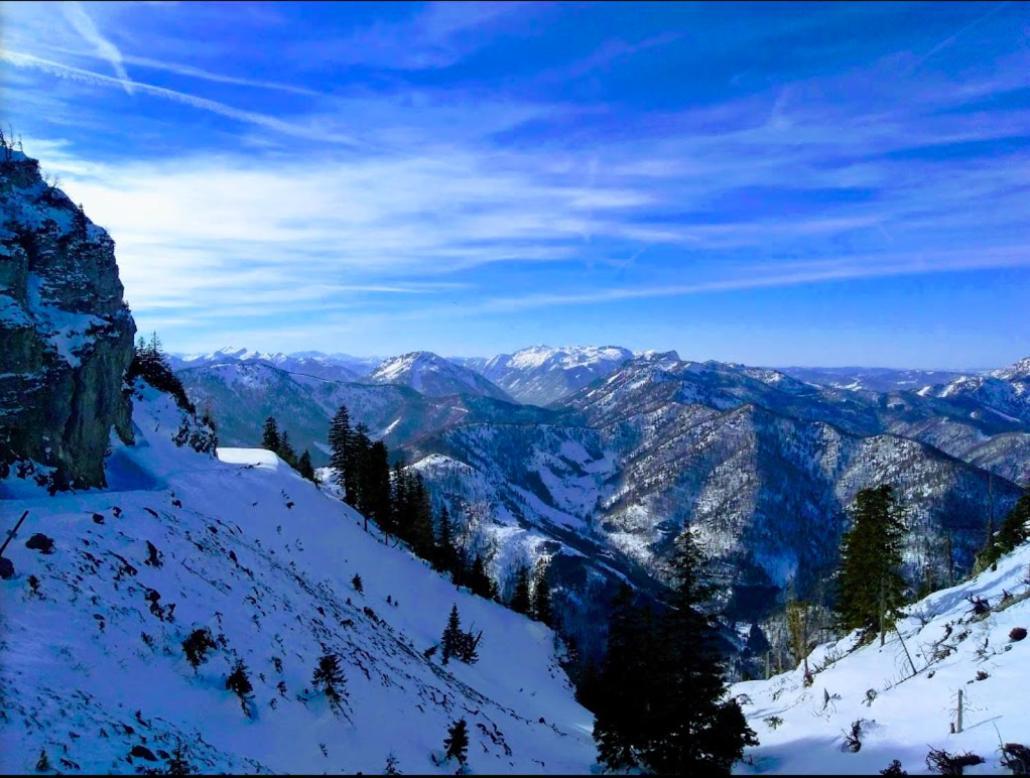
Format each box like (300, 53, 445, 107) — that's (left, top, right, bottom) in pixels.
(0, 142, 135, 489)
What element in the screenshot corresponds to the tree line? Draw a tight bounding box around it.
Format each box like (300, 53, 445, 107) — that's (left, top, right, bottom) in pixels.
(326, 404, 554, 625)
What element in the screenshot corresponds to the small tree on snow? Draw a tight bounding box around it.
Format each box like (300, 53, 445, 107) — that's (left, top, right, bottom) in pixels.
(352, 573, 364, 593)
(225, 659, 254, 715)
(443, 718, 469, 765)
(383, 753, 402, 775)
(182, 627, 217, 670)
(312, 652, 347, 712)
(441, 604, 463, 665)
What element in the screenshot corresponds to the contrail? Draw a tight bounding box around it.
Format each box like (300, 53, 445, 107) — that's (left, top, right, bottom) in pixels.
(59, 1, 134, 94)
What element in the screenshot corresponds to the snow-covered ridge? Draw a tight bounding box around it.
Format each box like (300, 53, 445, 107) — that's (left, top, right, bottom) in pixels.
(733, 541, 1030, 774)
(368, 351, 512, 401)
(0, 384, 594, 774)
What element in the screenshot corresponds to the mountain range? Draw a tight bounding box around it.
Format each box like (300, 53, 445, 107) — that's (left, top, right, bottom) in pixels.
(172, 343, 1029, 661)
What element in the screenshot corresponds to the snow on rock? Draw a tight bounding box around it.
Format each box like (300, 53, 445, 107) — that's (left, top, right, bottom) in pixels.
(215, 447, 281, 470)
(477, 345, 634, 406)
(0, 384, 595, 775)
(369, 351, 512, 401)
(732, 542, 1030, 775)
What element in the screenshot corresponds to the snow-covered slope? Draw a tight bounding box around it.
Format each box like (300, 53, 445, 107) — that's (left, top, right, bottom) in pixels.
(369, 351, 513, 401)
(733, 541, 1030, 774)
(476, 346, 633, 406)
(0, 383, 594, 774)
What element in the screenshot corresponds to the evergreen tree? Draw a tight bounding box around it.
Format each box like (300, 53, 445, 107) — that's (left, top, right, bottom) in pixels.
(443, 719, 469, 765)
(441, 604, 463, 665)
(365, 440, 393, 535)
(278, 429, 297, 466)
(351, 424, 372, 523)
(328, 405, 353, 502)
(383, 753, 401, 775)
(297, 450, 315, 481)
(509, 564, 531, 614)
(261, 417, 280, 453)
(468, 554, 496, 600)
(311, 652, 347, 712)
(532, 564, 553, 625)
(435, 504, 458, 574)
(976, 492, 1030, 570)
(593, 585, 659, 770)
(835, 484, 907, 643)
(408, 474, 436, 559)
(181, 627, 217, 670)
(225, 659, 254, 715)
(644, 530, 756, 773)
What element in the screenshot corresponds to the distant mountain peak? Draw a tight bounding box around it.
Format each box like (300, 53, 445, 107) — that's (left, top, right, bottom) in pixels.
(369, 351, 511, 400)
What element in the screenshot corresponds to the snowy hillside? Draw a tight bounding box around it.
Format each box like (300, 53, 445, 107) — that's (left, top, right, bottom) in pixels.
(732, 542, 1030, 774)
(369, 351, 513, 401)
(0, 383, 595, 774)
(476, 345, 633, 406)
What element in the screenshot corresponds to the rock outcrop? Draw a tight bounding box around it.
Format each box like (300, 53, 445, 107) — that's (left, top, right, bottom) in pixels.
(0, 142, 135, 489)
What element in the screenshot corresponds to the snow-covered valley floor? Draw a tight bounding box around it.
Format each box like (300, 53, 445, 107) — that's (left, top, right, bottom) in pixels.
(0, 384, 596, 774)
(733, 542, 1030, 774)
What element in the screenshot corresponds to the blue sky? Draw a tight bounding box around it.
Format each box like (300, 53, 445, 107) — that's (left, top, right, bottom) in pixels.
(1, 1, 1028, 367)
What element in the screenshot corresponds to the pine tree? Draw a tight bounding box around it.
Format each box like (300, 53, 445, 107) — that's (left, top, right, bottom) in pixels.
(383, 753, 401, 775)
(509, 564, 531, 614)
(352, 573, 363, 593)
(166, 741, 195, 775)
(261, 417, 280, 452)
(351, 424, 372, 524)
(532, 564, 553, 625)
(297, 450, 315, 481)
(409, 473, 436, 559)
(443, 718, 469, 765)
(835, 484, 908, 643)
(435, 504, 458, 574)
(977, 492, 1030, 570)
(366, 440, 392, 535)
(278, 429, 297, 466)
(328, 405, 353, 502)
(225, 659, 254, 715)
(441, 604, 463, 665)
(312, 652, 347, 711)
(644, 529, 756, 773)
(593, 584, 656, 770)
(468, 554, 496, 600)
(181, 627, 217, 670)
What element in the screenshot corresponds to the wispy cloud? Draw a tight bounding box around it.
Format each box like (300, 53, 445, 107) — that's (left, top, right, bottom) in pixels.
(1, 50, 360, 146)
(59, 1, 134, 94)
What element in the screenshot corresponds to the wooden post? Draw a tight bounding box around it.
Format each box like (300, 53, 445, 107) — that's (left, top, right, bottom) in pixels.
(0, 511, 30, 557)
(895, 625, 918, 677)
(956, 689, 963, 733)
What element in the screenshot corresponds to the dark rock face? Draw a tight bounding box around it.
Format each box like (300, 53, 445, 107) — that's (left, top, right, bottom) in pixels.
(0, 145, 135, 488)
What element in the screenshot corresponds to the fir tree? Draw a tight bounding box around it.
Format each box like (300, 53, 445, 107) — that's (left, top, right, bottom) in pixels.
(644, 530, 756, 773)
(383, 753, 401, 775)
(468, 554, 496, 600)
(443, 718, 469, 765)
(835, 484, 908, 644)
(441, 604, 463, 665)
(435, 504, 458, 574)
(297, 450, 315, 482)
(165, 741, 195, 775)
(976, 492, 1030, 570)
(532, 565, 553, 625)
(328, 405, 353, 502)
(181, 627, 217, 670)
(408, 473, 436, 559)
(312, 652, 347, 712)
(509, 564, 531, 614)
(261, 417, 280, 453)
(225, 659, 254, 715)
(352, 573, 363, 593)
(365, 441, 392, 535)
(593, 585, 658, 770)
(278, 430, 297, 466)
